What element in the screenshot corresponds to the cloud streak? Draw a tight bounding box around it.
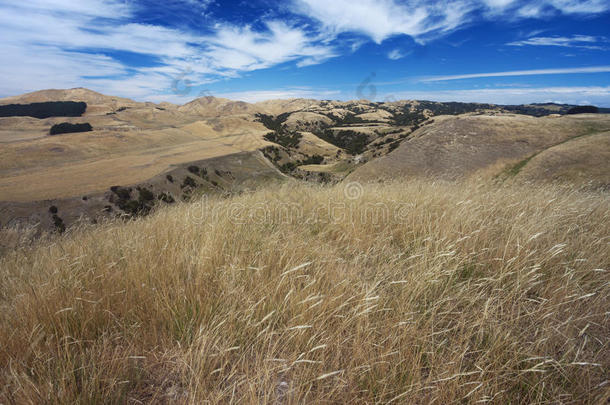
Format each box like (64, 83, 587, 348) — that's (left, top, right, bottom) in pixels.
(383, 86, 610, 106)
(291, 0, 610, 44)
(420, 66, 610, 82)
(508, 35, 606, 49)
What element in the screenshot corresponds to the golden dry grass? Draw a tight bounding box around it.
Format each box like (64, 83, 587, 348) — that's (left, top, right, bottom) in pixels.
(0, 180, 608, 404)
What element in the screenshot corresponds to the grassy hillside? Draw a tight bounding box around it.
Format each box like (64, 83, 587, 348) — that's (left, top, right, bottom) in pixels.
(349, 114, 610, 187)
(514, 131, 610, 189)
(1, 180, 608, 403)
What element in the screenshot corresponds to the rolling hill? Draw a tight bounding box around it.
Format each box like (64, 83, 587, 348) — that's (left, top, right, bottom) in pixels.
(1, 88, 609, 234)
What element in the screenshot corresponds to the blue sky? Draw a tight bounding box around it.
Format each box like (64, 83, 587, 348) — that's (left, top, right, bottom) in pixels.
(0, 0, 609, 105)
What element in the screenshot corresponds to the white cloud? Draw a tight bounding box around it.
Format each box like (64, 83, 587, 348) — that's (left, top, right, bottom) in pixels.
(382, 86, 610, 106)
(217, 89, 341, 103)
(291, 0, 610, 44)
(508, 35, 605, 49)
(292, 0, 474, 44)
(387, 49, 407, 60)
(0, 0, 336, 100)
(203, 21, 336, 72)
(481, 0, 517, 9)
(420, 66, 610, 82)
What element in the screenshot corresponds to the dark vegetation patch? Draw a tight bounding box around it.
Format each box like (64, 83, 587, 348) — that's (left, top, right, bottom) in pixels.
(418, 101, 495, 116)
(567, 106, 598, 114)
(255, 113, 292, 132)
(318, 172, 332, 183)
(313, 129, 369, 155)
(48, 206, 58, 214)
(263, 131, 302, 149)
(51, 214, 65, 234)
(166, 175, 174, 183)
(158, 193, 175, 204)
(106, 106, 129, 115)
(280, 162, 297, 173)
(49, 122, 92, 135)
(388, 141, 401, 152)
(187, 165, 206, 176)
(181, 176, 197, 189)
(503, 105, 562, 117)
(262, 146, 282, 162)
(0, 101, 86, 119)
(392, 110, 427, 127)
(111, 186, 131, 201)
(299, 155, 324, 165)
(187, 166, 201, 176)
(110, 186, 156, 216)
(322, 112, 367, 126)
(256, 113, 303, 149)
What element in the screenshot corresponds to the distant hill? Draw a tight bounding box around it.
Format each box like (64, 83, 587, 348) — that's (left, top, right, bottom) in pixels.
(1, 88, 608, 232)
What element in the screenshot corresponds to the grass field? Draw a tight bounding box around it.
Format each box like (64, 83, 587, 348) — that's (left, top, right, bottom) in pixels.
(1, 179, 608, 403)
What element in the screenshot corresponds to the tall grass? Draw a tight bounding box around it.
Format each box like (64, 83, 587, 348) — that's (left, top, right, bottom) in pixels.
(1, 180, 608, 403)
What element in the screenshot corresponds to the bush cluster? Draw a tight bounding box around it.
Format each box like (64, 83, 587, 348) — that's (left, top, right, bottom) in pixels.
(0, 101, 87, 119)
(49, 122, 92, 135)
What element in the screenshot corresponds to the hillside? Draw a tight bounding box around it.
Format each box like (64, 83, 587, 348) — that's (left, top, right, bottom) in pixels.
(1, 180, 608, 403)
(1, 91, 609, 403)
(1, 88, 609, 234)
(348, 114, 610, 186)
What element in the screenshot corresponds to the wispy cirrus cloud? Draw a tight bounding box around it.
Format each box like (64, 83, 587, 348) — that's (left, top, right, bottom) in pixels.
(291, 0, 610, 44)
(0, 0, 336, 100)
(216, 88, 341, 103)
(291, 0, 475, 44)
(387, 49, 408, 60)
(420, 66, 610, 82)
(508, 35, 606, 49)
(383, 86, 610, 106)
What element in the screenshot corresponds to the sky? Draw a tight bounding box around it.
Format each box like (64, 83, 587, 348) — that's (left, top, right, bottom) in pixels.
(0, 0, 609, 106)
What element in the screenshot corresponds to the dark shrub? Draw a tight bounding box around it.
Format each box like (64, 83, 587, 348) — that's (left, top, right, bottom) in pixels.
(0, 101, 87, 119)
(82, 196, 88, 201)
(50, 122, 92, 135)
(137, 187, 154, 202)
(215, 169, 222, 176)
(567, 106, 598, 114)
(188, 165, 200, 175)
(166, 174, 174, 183)
(118, 200, 145, 216)
(255, 113, 292, 132)
(158, 193, 175, 203)
(182, 176, 197, 189)
(52, 214, 65, 233)
(388, 141, 400, 152)
(49, 206, 58, 214)
(314, 129, 368, 155)
(280, 162, 297, 173)
(300, 155, 324, 165)
(111, 186, 131, 200)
